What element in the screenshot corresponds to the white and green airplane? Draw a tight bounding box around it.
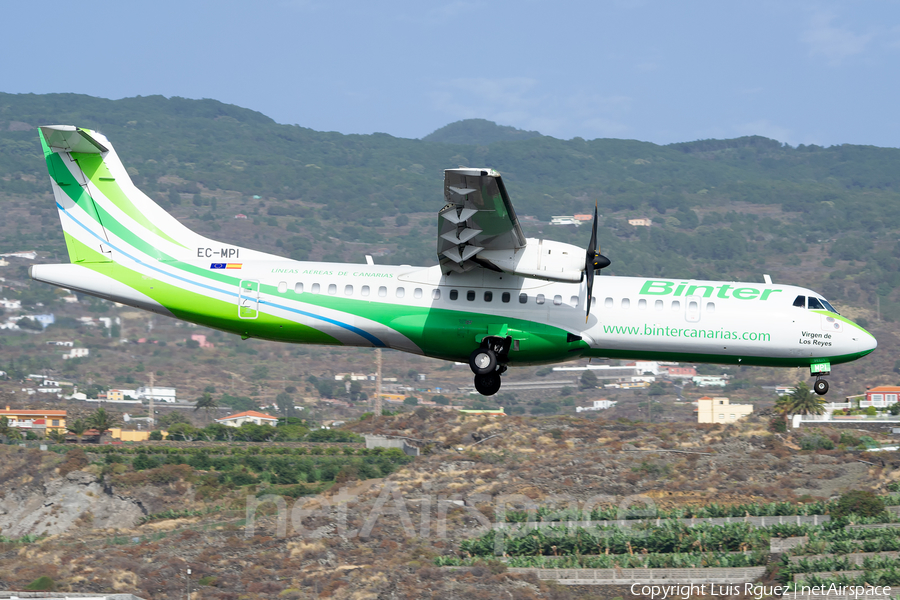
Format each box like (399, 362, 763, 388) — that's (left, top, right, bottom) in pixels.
(30, 126, 876, 396)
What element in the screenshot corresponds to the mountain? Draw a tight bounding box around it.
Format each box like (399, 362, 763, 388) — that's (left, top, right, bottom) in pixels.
(2, 92, 900, 320)
(421, 118, 543, 145)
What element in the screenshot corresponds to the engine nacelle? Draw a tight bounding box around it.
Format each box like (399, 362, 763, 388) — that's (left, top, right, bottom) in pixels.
(478, 238, 585, 283)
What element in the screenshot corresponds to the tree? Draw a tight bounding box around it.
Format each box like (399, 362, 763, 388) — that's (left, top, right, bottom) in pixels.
(431, 395, 450, 405)
(275, 391, 294, 417)
(832, 490, 885, 519)
(67, 418, 87, 444)
(156, 411, 190, 428)
(0, 416, 12, 441)
(786, 382, 826, 416)
(194, 392, 219, 419)
(47, 429, 67, 444)
(579, 370, 598, 390)
(86, 407, 118, 438)
(403, 396, 419, 406)
(168, 423, 199, 442)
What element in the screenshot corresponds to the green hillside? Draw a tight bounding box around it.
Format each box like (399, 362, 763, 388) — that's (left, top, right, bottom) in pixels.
(2, 92, 900, 318)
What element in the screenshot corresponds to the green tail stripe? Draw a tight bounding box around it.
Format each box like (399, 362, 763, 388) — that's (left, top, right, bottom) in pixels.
(72, 152, 186, 249)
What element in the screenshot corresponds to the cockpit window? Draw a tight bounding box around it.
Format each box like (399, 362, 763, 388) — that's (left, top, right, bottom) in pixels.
(807, 297, 824, 310)
(820, 298, 839, 314)
(793, 295, 805, 308)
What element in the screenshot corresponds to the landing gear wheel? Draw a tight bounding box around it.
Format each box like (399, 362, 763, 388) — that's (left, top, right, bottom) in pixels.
(814, 379, 829, 395)
(474, 373, 502, 396)
(469, 348, 497, 376)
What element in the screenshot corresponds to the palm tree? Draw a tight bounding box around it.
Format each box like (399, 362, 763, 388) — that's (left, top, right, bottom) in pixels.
(193, 392, 219, 421)
(47, 429, 67, 444)
(67, 418, 87, 444)
(0, 416, 12, 441)
(786, 381, 826, 416)
(87, 407, 117, 438)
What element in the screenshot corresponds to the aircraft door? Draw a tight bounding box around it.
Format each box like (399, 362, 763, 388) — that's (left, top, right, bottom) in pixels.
(685, 295, 701, 323)
(239, 280, 259, 319)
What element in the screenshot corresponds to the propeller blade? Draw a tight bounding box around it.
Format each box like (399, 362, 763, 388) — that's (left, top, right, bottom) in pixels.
(585, 267, 594, 322)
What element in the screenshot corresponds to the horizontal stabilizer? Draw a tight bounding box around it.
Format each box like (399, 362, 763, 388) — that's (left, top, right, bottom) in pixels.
(40, 125, 108, 154)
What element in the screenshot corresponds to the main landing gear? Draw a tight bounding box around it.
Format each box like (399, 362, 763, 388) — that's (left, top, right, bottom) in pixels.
(469, 336, 511, 396)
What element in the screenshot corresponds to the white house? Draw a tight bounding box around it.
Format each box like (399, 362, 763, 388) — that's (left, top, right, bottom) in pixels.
(62, 348, 90, 360)
(215, 410, 279, 427)
(576, 399, 618, 413)
(0, 299, 21, 310)
(136, 386, 176, 403)
(692, 375, 728, 388)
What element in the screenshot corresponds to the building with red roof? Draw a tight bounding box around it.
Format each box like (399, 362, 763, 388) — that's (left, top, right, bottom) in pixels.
(215, 410, 279, 427)
(861, 386, 900, 408)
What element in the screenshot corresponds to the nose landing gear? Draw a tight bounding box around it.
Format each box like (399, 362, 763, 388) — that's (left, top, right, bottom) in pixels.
(813, 378, 829, 395)
(810, 362, 831, 396)
(469, 336, 511, 396)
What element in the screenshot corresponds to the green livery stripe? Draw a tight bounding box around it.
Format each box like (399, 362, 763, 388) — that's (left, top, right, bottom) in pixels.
(64, 233, 110, 264)
(582, 347, 873, 368)
(811, 310, 872, 335)
(288, 293, 586, 363)
(71, 152, 186, 249)
(79, 259, 341, 345)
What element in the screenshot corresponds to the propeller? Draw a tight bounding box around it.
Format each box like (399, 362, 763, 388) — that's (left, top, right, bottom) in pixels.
(585, 205, 611, 322)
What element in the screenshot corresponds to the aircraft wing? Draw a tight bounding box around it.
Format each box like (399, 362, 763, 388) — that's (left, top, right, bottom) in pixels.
(437, 169, 526, 274)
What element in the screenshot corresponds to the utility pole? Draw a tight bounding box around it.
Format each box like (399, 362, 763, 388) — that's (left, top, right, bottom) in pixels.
(148, 371, 155, 430)
(374, 348, 382, 417)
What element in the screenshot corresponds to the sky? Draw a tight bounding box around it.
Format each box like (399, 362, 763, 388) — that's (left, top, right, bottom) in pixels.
(3, 1, 900, 147)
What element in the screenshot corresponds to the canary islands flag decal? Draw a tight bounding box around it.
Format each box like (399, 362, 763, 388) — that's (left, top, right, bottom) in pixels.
(210, 263, 242, 269)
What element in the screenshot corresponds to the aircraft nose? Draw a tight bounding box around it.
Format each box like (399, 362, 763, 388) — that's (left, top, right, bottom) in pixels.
(856, 327, 877, 356)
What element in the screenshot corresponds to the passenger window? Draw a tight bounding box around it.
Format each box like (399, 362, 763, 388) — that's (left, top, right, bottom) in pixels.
(519, 293, 528, 304)
(328, 284, 337, 295)
(484, 291, 493, 302)
(638, 299, 647, 310)
(396, 287, 405, 298)
(807, 297, 824, 310)
(604, 297, 613, 308)
(502, 292, 510, 303)
(278, 282, 287, 294)
(344, 285, 353, 296)
(688, 300, 698, 312)
(706, 302, 715, 313)
(466, 290, 475, 301)
(621, 298, 630, 309)
(654, 299, 663, 311)
(311, 283, 320, 294)
(672, 300, 680, 310)
(553, 295, 562, 306)
(432, 289, 441, 300)
(793, 295, 806, 308)
(294, 282, 304, 294)
(450, 289, 458, 300)
(378, 286, 387, 297)
(536, 294, 545, 305)
(414, 288, 423, 299)
(570, 296, 579, 307)
(361, 285, 370, 297)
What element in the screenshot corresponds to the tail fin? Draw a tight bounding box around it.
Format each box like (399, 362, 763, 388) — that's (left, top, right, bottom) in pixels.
(39, 125, 204, 264)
